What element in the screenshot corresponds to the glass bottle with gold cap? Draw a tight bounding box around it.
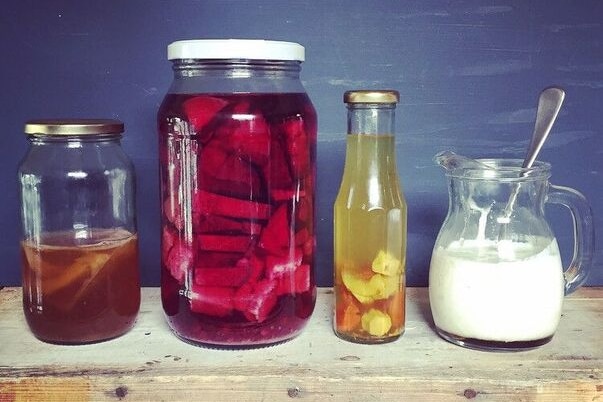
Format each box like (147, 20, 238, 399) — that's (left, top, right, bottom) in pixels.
(334, 90, 407, 344)
(18, 119, 141, 344)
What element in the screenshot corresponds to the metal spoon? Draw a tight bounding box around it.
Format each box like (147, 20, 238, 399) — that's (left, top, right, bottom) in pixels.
(500, 87, 566, 226)
(521, 87, 565, 169)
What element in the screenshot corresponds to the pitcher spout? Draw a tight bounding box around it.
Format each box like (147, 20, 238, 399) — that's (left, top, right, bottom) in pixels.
(434, 150, 493, 172)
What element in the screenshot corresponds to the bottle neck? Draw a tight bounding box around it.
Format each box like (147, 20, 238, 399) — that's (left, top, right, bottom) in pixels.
(342, 104, 399, 177)
(347, 104, 396, 136)
(339, 104, 401, 204)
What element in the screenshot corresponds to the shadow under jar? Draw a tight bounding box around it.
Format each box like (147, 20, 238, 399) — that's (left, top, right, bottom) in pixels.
(18, 119, 141, 344)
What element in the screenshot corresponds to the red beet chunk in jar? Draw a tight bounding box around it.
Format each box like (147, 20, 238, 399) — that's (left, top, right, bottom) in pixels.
(182, 96, 228, 141)
(159, 91, 316, 348)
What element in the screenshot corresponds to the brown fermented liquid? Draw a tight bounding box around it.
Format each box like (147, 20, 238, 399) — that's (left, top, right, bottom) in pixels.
(21, 229, 140, 344)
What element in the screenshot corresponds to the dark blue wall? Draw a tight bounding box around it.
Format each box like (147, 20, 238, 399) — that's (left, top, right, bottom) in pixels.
(1, 1, 602, 287)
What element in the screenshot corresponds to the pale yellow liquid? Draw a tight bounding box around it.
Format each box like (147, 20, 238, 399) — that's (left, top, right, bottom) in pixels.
(334, 134, 407, 343)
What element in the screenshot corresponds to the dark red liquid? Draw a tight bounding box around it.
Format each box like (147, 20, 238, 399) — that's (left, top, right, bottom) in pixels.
(158, 92, 317, 347)
(21, 229, 140, 344)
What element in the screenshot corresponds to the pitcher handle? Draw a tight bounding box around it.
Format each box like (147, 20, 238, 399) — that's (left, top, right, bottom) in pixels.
(547, 184, 595, 294)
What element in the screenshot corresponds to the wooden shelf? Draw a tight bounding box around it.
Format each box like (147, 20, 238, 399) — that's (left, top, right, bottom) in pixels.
(1, 287, 601, 401)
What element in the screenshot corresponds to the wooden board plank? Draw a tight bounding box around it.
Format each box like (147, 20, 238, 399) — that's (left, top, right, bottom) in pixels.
(0, 287, 601, 401)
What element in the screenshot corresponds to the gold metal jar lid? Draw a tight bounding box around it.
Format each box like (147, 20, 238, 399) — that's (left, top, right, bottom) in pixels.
(343, 90, 400, 104)
(24, 119, 124, 136)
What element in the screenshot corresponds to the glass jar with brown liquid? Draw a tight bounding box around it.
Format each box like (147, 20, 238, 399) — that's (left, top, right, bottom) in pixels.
(18, 120, 140, 344)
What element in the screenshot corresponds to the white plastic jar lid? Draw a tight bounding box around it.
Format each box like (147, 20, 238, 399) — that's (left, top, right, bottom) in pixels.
(167, 39, 305, 62)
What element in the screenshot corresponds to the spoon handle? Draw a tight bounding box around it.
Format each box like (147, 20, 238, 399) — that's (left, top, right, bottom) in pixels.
(522, 87, 565, 169)
(499, 87, 565, 240)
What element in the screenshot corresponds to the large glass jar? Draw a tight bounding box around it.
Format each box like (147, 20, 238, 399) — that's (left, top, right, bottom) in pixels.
(158, 39, 317, 348)
(18, 119, 140, 344)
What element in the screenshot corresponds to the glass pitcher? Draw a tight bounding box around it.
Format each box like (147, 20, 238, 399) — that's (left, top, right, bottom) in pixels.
(429, 154, 594, 351)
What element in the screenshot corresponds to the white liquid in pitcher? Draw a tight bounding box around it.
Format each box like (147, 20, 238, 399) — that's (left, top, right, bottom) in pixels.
(429, 238, 564, 342)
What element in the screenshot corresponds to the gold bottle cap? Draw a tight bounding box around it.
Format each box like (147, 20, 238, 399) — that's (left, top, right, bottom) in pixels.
(344, 90, 400, 104)
(24, 119, 124, 136)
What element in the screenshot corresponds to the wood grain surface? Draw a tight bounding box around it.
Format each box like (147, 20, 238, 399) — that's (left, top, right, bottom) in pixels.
(0, 287, 601, 401)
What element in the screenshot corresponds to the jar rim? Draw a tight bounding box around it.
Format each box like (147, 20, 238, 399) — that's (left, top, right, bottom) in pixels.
(168, 39, 305, 62)
(24, 119, 124, 136)
(445, 159, 552, 181)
